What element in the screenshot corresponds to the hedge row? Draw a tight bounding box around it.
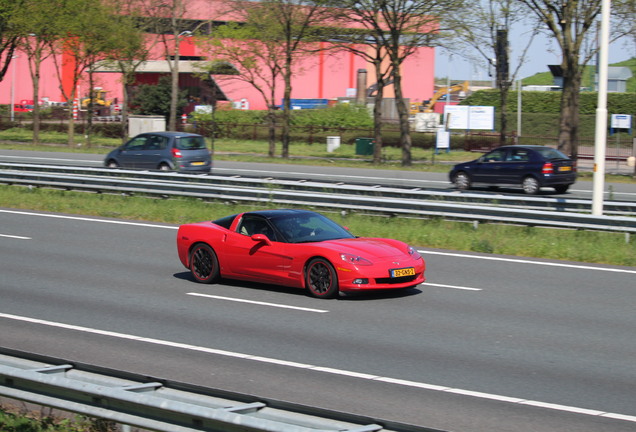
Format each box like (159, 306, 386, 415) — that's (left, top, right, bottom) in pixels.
(462, 89, 636, 114)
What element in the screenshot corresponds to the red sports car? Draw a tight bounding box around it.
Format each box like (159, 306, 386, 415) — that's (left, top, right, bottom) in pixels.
(177, 209, 426, 298)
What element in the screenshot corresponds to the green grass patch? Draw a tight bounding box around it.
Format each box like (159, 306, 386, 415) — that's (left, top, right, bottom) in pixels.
(2, 185, 635, 267)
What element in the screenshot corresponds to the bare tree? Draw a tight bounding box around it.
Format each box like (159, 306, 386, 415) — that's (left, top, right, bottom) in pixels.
(200, 20, 285, 156)
(518, 0, 635, 158)
(342, 0, 464, 166)
(450, 0, 537, 145)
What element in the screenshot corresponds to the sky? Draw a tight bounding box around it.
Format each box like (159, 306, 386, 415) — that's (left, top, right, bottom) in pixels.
(435, 32, 636, 82)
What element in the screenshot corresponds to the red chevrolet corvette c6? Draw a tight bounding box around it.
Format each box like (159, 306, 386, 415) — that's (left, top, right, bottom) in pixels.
(177, 209, 425, 298)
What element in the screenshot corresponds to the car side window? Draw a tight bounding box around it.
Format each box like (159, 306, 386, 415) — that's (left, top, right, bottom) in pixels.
(484, 149, 505, 162)
(146, 135, 168, 150)
(507, 149, 529, 162)
(238, 216, 276, 240)
(124, 137, 146, 151)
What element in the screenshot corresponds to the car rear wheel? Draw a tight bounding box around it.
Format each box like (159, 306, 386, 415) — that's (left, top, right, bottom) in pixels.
(554, 184, 570, 194)
(106, 160, 119, 168)
(305, 258, 339, 299)
(190, 243, 219, 284)
(158, 163, 171, 171)
(522, 176, 540, 194)
(453, 172, 471, 190)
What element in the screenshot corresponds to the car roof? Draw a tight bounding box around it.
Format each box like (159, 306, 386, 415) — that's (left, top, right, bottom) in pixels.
(140, 131, 203, 138)
(244, 209, 317, 219)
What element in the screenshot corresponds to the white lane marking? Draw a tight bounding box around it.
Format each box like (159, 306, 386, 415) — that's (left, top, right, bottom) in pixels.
(187, 293, 329, 313)
(3, 209, 635, 275)
(1, 312, 635, 424)
(425, 283, 482, 291)
(0, 234, 31, 240)
(0, 155, 102, 164)
(420, 250, 636, 274)
(0, 209, 177, 230)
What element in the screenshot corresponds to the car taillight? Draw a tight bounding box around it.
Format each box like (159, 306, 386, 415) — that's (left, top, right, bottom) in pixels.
(542, 162, 553, 174)
(172, 148, 182, 158)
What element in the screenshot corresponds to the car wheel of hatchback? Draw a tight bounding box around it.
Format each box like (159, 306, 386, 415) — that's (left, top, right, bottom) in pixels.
(106, 160, 119, 168)
(522, 176, 540, 194)
(453, 172, 471, 191)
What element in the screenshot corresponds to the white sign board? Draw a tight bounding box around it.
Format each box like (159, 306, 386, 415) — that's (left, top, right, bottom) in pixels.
(611, 114, 631, 129)
(444, 105, 495, 130)
(436, 128, 450, 149)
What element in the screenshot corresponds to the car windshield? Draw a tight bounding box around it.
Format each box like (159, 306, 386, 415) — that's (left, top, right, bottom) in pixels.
(534, 147, 569, 160)
(176, 136, 207, 150)
(271, 212, 355, 243)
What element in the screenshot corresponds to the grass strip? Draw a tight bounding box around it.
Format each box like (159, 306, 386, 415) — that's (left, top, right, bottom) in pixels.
(2, 185, 635, 267)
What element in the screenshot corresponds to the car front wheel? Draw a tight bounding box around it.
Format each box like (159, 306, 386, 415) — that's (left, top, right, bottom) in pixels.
(522, 176, 540, 194)
(305, 258, 339, 299)
(453, 172, 471, 190)
(190, 243, 219, 284)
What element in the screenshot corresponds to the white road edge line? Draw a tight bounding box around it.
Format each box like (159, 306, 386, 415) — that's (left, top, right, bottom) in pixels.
(421, 250, 636, 274)
(424, 283, 482, 291)
(3, 209, 635, 274)
(187, 293, 329, 313)
(0, 234, 31, 240)
(2, 312, 635, 424)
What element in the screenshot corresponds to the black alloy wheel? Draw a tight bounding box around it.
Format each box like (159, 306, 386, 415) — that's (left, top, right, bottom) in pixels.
(190, 243, 219, 284)
(305, 258, 339, 299)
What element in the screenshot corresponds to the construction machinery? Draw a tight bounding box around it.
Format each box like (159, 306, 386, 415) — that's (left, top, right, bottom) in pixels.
(410, 80, 469, 114)
(81, 88, 112, 109)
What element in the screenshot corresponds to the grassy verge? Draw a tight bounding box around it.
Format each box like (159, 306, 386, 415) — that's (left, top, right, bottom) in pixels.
(0, 405, 116, 432)
(2, 185, 635, 267)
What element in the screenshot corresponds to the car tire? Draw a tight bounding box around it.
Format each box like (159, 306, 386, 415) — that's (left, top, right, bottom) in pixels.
(158, 163, 171, 171)
(453, 172, 471, 190)
(522, 176, 540, 194)
(106, 160, 119, 168)
(554, 184, 570, 194)
(189, 243, 220, 284)
(305, 258, 339, 299)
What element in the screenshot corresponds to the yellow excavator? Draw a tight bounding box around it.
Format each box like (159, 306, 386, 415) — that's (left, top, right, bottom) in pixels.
(411, 81, 469, 114)
(81, 88, 111, 109)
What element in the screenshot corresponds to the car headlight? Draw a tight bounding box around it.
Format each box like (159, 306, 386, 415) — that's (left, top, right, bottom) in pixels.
(340, 253, 373, 266)
(408, 246, 422, 260)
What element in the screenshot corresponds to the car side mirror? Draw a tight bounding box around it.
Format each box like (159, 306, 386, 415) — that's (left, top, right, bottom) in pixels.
(251, 234, 271, 245)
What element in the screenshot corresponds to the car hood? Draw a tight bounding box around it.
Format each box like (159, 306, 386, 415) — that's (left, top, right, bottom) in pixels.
(321, 237, 409, 259)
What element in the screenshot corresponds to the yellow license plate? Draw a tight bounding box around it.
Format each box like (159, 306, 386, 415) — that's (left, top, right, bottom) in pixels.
(191, 161, 205, 166)
(391, 267, 415, 278)
(558, 166, 572, 172)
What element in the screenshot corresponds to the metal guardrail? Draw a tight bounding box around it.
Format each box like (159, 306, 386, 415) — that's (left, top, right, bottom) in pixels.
(0, 348, 440, 432)
(1, 163, 635, 233)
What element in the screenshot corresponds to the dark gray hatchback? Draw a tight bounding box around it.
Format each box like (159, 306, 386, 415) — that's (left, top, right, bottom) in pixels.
(449, 145, 576, 194)
(104, 132, 211, 173)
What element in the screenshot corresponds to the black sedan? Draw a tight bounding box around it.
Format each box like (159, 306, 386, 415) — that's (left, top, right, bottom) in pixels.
(449, 145, 577, 194)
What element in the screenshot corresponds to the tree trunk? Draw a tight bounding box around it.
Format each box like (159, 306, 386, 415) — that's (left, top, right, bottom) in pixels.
(31, 61, 41, 146)
(392, 68, 412, 166)
(499, 83, 511, 146)
(281, 60, 292, 159)
(558, 64, 582, 159)
(372, 61, 385, 164)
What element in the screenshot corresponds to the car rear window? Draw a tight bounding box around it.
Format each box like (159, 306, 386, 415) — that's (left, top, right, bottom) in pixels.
(176, 136, 207, 150)
(535, 147, 569, 160)
(212, 214, 237, 229)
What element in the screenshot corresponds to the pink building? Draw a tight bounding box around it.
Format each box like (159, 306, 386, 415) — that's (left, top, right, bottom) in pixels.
(0, 1, 435, 112)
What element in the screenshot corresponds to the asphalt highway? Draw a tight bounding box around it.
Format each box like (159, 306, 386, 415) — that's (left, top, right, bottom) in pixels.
(1, 207, 635, 432)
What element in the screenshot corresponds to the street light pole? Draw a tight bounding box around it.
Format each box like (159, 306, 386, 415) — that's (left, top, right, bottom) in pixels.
(592, 0, 610, 216)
